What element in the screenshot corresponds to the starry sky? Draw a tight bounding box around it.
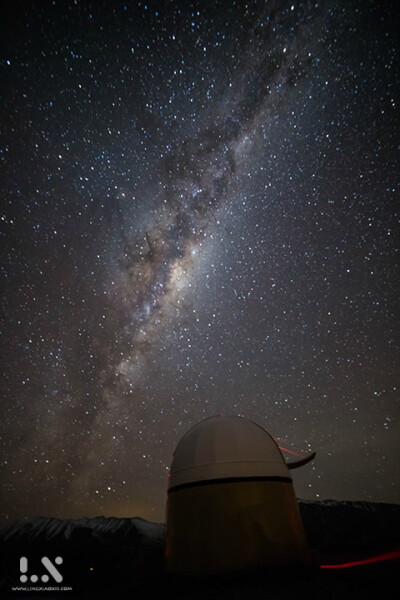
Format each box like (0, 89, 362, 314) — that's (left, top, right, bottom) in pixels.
(1, 0, 399, 522)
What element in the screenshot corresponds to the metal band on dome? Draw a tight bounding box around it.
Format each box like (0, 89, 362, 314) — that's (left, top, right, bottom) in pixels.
(168, 475, 293, 494)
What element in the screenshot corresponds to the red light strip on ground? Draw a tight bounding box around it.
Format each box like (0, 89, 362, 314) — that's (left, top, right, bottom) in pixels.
(320, 550, 400, 569)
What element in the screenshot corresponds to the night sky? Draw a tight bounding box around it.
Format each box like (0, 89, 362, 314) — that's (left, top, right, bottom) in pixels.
(1, 0, 399, 523)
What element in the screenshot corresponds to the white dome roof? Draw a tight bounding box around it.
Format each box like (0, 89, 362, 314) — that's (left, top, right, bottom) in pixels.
(168, 415, 290, 489)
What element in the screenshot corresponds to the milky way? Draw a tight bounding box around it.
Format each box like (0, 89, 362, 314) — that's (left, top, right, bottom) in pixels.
(1, 0, 399, 521)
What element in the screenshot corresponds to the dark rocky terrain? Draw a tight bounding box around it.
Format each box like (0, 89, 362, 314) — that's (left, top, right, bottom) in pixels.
(1, 500, 399, 599)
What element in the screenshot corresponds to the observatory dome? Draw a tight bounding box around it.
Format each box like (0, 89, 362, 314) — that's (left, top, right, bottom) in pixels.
(168, 415, 290, 490)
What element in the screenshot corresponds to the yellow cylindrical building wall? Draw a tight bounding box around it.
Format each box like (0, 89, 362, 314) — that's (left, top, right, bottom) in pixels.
(167, 479, 310, 575)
